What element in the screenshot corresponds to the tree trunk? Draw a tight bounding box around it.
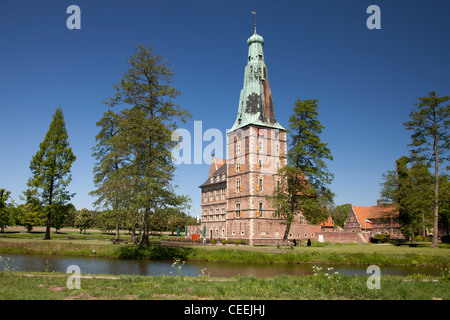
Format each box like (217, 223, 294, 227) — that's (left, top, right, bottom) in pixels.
(139, 210, 150, 246)
(115, 221, 120, 240)
(432, 135, 439, 248)
(283, 222, 291, 241)
(422, 209, 426, 236)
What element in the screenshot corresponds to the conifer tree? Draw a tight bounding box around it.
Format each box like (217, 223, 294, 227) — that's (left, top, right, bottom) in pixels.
(404, 91, 450, 247)
(90, 110, 130, 240)
(27, 107, 76, 240)
(388, 156, 434, 239)
(269, 98, 333, 240)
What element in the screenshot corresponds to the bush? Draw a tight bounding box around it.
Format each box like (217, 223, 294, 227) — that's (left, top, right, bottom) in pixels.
(415, 235, 430, 242)
(372, 233, 389, 243)
(116, 244, 192, 260)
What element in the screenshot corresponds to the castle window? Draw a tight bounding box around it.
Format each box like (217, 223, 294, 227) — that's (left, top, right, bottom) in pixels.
(258, 202, 263, 218)
(258, 178, 263, 191)
(235, 203, 241, 218)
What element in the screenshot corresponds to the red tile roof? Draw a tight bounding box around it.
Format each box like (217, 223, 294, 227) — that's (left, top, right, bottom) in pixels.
(352, 206, 373, 229)
(352, 204, 398, 230)
(321, 216, 334, 228)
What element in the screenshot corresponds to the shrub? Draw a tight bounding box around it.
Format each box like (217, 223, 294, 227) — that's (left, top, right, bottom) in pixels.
(115, 244, 192, 260)
(373, 233, 389, 243)
(415, 235, 430, 242)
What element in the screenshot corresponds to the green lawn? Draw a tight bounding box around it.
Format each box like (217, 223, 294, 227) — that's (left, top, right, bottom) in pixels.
(0, 271, 448, 300)
(1, 230, 449, 300)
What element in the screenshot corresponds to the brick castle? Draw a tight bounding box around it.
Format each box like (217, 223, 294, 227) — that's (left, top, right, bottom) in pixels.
(185, 28, 403, 245)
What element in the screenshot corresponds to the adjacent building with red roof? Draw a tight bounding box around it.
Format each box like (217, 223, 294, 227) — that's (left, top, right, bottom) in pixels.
(345, 202, 404, 239)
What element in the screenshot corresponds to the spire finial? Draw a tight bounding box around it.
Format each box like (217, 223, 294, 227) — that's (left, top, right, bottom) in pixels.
(251, 11, 257, 34)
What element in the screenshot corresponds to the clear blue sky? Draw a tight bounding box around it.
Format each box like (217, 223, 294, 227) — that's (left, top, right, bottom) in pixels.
(1, 0, 449, 217)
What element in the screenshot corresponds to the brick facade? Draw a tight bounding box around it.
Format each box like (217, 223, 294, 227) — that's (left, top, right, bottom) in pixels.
(344, 204, 404, 240)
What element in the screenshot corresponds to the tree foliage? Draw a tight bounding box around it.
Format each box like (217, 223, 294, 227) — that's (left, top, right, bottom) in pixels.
(403, 90, 449, 247)
(75, 208, 93, 234)
(91, 44, 192, 246)
(26, 107, 76, 239)
(269, 98, 334, 240)
(0, 189, 12, 233)
(329, 203, 352, 229)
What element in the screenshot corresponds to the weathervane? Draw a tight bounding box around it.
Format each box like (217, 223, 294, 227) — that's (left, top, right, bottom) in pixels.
(251, 11, 257, 33)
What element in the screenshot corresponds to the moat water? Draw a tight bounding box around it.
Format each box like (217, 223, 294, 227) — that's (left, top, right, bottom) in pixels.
(0, 253, 443, 277)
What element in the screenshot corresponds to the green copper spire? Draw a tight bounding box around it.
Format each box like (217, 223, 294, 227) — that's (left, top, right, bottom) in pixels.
(230, 26, 285, 132)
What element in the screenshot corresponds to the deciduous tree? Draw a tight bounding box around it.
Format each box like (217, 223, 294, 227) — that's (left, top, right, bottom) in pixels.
(93, 44, 191, 246)
(0, 189, 11, 233)
(75, 208, 93, 234)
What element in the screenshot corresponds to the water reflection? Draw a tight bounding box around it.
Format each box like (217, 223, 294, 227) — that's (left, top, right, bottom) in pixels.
(0, 253, 442, 277)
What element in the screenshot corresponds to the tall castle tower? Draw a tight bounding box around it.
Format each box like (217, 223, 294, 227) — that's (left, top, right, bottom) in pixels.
(226, 26, 287, 245)
(197, 24, 324, 245)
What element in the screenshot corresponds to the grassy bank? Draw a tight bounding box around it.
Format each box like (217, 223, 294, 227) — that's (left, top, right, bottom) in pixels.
(0, 271, 448, 300)
(1, 237, 449, 267)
